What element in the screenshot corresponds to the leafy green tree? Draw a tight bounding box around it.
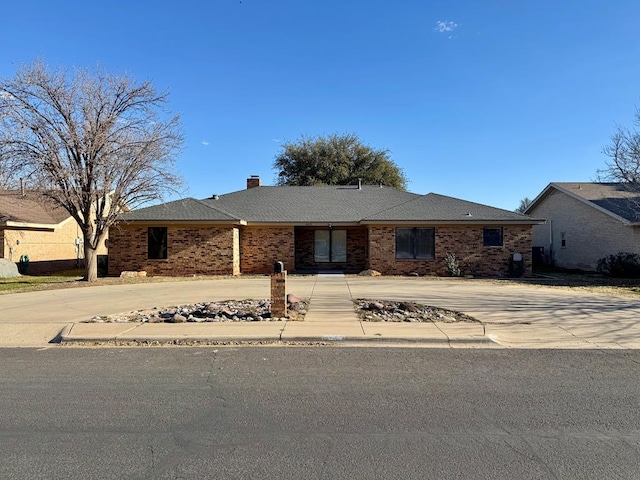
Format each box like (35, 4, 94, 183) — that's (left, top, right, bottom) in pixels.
(515, 197, 532, 213)
(0, 61, 183, 281)
(273, 133, 407, 190)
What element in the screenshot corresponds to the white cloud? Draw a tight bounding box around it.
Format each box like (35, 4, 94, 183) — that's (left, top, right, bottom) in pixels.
(201, 140, 209, 146)
(435, 20, 458, 33)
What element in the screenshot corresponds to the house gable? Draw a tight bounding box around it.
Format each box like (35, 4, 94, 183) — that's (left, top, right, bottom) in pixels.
(527, 183, 640, 270)
(526, 182, 640, 225)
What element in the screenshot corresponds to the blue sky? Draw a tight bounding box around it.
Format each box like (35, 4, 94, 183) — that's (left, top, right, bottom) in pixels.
(2, 0, 640, 210)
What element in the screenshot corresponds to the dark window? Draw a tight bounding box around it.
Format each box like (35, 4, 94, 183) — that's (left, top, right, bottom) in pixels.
(314, 230, 347, 263)
(483, 227, 503, 247)
(148, 227, 168, 259)
(561, 232, 566, 248)
(395, 228, 435, 259)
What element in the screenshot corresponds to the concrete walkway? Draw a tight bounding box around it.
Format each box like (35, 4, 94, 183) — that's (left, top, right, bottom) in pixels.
(2, 275, 640, 348)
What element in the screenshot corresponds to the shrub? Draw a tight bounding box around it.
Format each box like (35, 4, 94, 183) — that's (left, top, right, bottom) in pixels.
(596, 252, 640, 278)
(444, 253, 461, 277)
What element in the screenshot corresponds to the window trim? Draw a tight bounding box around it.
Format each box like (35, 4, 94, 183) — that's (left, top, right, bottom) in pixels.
(483, 227, 503, 247)
(395, 227, 435, 260)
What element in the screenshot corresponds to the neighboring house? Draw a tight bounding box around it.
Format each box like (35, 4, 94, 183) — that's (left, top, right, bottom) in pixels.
(525, 182, 640, 271)
(109, 176, 541, 278)
(0, 190, 107, 274)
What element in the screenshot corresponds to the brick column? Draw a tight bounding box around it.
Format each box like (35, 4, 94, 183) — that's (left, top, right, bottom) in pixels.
(270, 271, 287, 318)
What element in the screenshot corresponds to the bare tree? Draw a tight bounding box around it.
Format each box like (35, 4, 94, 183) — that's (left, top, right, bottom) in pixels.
(598, 108, 640, 184)
(0, 61, 184, 281)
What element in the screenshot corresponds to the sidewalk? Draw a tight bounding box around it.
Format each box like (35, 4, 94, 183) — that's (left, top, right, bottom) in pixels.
(3, 274, 640, 348)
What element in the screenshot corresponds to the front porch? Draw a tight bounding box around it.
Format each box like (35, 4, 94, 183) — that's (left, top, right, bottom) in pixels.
(294, 226, 368, 274)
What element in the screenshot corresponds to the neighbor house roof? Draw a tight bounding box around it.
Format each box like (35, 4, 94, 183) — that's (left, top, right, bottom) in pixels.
(121, 185, 539, 225)
(525, 182, 640, 224)
(0, 190, 71, 226)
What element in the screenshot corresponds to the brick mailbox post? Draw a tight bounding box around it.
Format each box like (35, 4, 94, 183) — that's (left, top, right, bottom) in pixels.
(270, 261, 287, 318)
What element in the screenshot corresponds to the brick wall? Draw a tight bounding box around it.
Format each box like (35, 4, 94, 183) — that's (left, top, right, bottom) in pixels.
(368, 225, 532, 277)
(294, 227, 367, 273)
(108, 224, 239, 276)
(529, 189, 640, 270)
(240, 226, 295, 274)
(108, 222, 532, 278)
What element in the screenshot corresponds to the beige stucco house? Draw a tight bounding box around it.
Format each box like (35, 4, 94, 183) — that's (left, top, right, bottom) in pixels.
(525, 182, 640, 271)
(109, 176, 541, 278)
(0, 190, 107, 274)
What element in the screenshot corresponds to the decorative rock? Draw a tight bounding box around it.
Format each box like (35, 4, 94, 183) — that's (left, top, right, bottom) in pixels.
(359, 269, 381, 276)
(367, 301, 385, 311)
(120, 271, 147, 278)
(287, 293, 304, 304)
(355, 298, 479, 324)
(399, 302, 418, 312)
(170, 313, 187, 323)
(81, 298, 308, 324)
(0, 259, 20, 278)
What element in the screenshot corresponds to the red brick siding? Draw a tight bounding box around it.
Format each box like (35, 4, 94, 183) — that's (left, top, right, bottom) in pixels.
(295, 227, 367, 273)
(108, 224, 238, 276)
(368, 225, 532, 277)
(240, 226, 295, 274)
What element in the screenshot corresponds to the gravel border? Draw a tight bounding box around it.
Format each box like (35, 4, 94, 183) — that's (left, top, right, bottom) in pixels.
(355, 299, 479, 323)
(84, 299, 308, 323)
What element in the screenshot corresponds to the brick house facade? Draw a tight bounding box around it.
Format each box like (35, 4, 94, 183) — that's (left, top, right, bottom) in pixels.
(109, 177, 540, 277)
(367, 225, 532, 277)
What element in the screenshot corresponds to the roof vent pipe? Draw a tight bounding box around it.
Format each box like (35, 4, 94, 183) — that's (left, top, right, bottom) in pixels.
(20, 178, 25, 196)
(358, 178, 362, 190)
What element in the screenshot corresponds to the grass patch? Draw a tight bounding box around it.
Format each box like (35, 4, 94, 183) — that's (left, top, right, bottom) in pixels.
(0, 271, 268, 295)
(0, 272, 84, 293)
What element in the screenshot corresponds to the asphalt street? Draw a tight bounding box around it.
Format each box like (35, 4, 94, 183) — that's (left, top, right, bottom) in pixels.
(1, 347, 639, 479)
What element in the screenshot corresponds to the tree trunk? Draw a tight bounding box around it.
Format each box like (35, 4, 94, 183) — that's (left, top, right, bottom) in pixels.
(84, 242, 99, 282)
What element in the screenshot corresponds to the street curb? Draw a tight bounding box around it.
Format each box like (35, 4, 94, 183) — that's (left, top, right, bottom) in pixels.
(282, 335, 493, 345)
(59, 333, 494, 346)
(49, 324, 74, 344)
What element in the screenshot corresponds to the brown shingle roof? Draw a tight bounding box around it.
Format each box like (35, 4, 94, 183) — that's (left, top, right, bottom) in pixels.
(121, 185, 541, 225)
(526, 183, 640, 224)
(0, 190, 71, 225)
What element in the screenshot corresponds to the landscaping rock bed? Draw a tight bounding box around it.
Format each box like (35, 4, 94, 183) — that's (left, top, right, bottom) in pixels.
(355, 299, 478, 323)
(86, 298, 308, 323)
(84, 297, 475, 324)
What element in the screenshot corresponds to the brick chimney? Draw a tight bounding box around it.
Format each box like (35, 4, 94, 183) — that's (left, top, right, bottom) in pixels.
(247, 175, 262, 189)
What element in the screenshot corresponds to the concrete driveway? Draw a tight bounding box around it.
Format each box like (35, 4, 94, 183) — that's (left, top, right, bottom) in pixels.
(347, 277, 640, 348)
(2, 275, 640, 348)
